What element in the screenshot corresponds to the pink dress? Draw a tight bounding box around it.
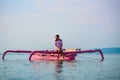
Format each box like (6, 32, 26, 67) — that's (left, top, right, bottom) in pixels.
(55, 40, 62, 50)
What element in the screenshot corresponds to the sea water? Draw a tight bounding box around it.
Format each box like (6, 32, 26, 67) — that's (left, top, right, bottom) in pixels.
(0, 53, 120, 80)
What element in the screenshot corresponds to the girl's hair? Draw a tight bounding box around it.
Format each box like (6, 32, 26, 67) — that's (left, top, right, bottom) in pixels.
(56, 34, 59, 38)
(55, 34, 60, 41)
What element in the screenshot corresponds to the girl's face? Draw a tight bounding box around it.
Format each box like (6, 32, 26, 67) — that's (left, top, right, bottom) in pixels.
(55, 36, 59, 40)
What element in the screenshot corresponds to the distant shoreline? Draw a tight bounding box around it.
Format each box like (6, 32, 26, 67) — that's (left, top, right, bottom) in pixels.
(94, 47, 120, 53)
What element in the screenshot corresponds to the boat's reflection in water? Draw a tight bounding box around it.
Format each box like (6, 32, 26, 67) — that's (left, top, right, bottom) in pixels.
(55, 60, 63, 73)
(31, 59, 65, 73)
(54, 60, 77, 80)
(31, 59, 77, 80)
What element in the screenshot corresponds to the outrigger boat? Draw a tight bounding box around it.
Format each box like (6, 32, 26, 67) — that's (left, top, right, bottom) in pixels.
(2, 49, 104, 61)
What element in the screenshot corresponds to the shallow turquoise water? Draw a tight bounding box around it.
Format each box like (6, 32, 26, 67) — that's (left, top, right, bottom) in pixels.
(0, 53, 120, 80)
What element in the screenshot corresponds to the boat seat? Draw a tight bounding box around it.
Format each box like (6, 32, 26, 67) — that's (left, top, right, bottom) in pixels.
(64, 49, 77, 52)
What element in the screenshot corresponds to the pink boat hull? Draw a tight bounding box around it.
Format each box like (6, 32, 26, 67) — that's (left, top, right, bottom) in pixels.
(31, 53, 76, 61)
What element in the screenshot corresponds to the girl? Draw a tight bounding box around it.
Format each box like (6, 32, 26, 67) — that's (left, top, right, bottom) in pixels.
(55, 35, 63, 58)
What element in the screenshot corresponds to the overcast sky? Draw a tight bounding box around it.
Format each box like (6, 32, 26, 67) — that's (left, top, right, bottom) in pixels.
(0, 0, 120, 51)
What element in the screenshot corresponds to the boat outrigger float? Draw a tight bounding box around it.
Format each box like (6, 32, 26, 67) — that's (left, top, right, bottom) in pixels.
(2, 49, 104, 61)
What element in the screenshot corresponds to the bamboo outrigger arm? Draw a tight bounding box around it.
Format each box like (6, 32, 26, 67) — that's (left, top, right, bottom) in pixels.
(2, 50, 32, 60)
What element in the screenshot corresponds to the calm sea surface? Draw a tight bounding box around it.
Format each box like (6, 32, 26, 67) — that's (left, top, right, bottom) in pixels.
(0, 53, 120, 80)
